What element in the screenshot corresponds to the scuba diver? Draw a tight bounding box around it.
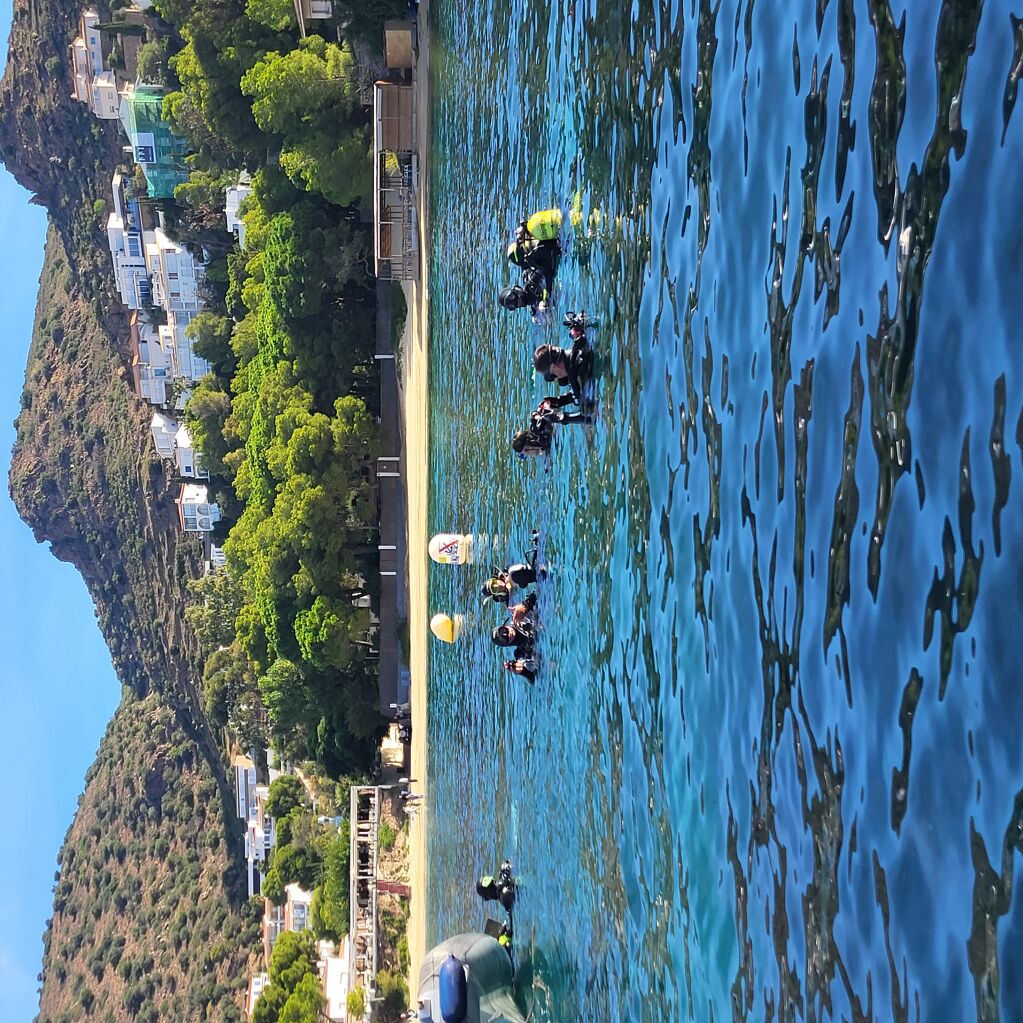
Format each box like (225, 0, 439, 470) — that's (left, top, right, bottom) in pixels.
(507, 233, 560, 279)
(533, 310, 597, 401)
(534, 341, 594, 403)
(499, 209, 563, 317)
(503, 658, 537, 683)
(507, 208, 563, 274)
(499, 267, 551, 317)
(481, 533, 541, 604)
(476, 861, 517, 911)
(510, 420, 552, 458)
(497, 920, 513, 956)
(491, 617, 535, 660)
(511, 396, 594, 458)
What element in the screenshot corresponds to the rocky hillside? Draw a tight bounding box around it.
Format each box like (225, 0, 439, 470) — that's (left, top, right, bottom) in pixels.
(39, 694, 261, 1023)
(0, 2, 258, 1020)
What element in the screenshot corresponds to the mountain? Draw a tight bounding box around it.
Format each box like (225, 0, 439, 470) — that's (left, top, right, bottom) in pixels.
(0, 2, 258, 1019)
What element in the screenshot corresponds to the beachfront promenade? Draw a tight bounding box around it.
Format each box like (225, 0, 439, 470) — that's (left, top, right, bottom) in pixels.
(402, 0, 432, 994)
(374, 277, 410, 716)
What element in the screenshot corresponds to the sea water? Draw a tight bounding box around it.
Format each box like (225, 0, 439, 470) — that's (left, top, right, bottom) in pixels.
(424, 2, 1023, 1019)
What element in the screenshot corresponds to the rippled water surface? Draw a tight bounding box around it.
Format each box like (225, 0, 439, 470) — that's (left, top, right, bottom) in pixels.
(423, 1, 1023, 1019)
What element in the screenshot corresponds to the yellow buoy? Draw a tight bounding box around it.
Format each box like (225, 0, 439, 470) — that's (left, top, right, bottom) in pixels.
(430, 613, 461, 644)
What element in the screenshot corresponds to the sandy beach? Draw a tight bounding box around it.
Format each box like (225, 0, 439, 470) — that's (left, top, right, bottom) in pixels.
(402, 0, 431, 997)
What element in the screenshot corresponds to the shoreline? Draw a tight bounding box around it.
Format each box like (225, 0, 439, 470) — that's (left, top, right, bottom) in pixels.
(403, 0, 431, 997)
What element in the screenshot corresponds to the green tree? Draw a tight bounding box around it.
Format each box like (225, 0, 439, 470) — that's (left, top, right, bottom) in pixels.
(316, 823, 349, 939)
(279, 971, 325, 1023)
(251, 983, 287, 1023)
(186, 311, 235, 369)
(184, 375, 235, 477)
(136, 40, 168, 84)
(268, 930, 317, 992)
(199, 643, 255, 731)
(269, 842, 321, 892)
(294, 596, 355, 671)
(264, 775, 306, 819)
(174, 171, 234, 233)
(259, 659, 312, 730)
(186, 567, 245, 651)
(246, 0, 297, 31)
(279, 128, 372, 206)
(374, 969, 408, 1022)
(240, 37, 360, 139)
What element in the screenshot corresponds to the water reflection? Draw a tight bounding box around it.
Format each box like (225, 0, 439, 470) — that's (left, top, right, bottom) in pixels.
(425, 0, 1023, 1019)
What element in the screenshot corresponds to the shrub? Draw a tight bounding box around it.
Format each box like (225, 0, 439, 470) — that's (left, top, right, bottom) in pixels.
(347, 987, 365, 1018)
(378, 821, 396, 851)
(374, 970, 407, 1021)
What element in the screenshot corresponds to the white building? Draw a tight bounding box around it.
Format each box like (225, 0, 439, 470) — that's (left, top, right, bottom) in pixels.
(69, 9, 120, 119)
(150, 413, 208, 478)
(146, 228, 203, 313)
(233, 754, 258, 821)
(177, 483, 220, 533)
(159, 310, 210, 382)
(106, 174, 151, 309)
(225, 182, 253, 250)
(243, 782, 279, 898)
(300, 0, 333, 19)
(174, 422, 207, 479)
(319, 938, 351, 1022)
(130, 315, 171, 405)
(150, 411, 177, 459)
(262, 883, 313, 964)
(245, 973, 270, 1021)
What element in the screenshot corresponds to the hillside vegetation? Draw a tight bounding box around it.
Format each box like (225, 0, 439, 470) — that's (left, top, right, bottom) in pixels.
(152, 0, 405, 776)
(0, 1, 258, 1020)
(1, 0, 410, 1016)
(39, 694, 261, 1023)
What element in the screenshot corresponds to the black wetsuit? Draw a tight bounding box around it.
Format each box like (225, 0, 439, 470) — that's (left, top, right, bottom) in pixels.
(541, 340, 594, 402)
(519, 238, 560, 279)
(566, 339, 594, 398)
(505, 267, 552, 315)
(505, 563, 537, 588)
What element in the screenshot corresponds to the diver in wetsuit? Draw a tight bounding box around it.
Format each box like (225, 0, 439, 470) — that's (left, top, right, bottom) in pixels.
(533, 338, 594, 404)
(511, 396, 594, 457)
(491, 616, 535, 660)
(481, 563, 536, 603)
(507, 235, 561, 279)
(481, 534, 542, 604)
(476, 861, 517, 911)
(499, 266, 551, 316)
(510, 421, 552, 457)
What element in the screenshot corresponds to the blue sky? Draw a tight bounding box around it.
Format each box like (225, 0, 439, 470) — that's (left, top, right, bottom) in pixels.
(0, 3, 121, 1018)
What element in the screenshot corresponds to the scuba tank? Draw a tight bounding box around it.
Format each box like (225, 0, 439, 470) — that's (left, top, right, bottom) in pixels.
(526, 208, 563, 241)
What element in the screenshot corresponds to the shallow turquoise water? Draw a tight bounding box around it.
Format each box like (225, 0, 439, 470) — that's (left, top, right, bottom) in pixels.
(424, 2, 1023, 1019)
